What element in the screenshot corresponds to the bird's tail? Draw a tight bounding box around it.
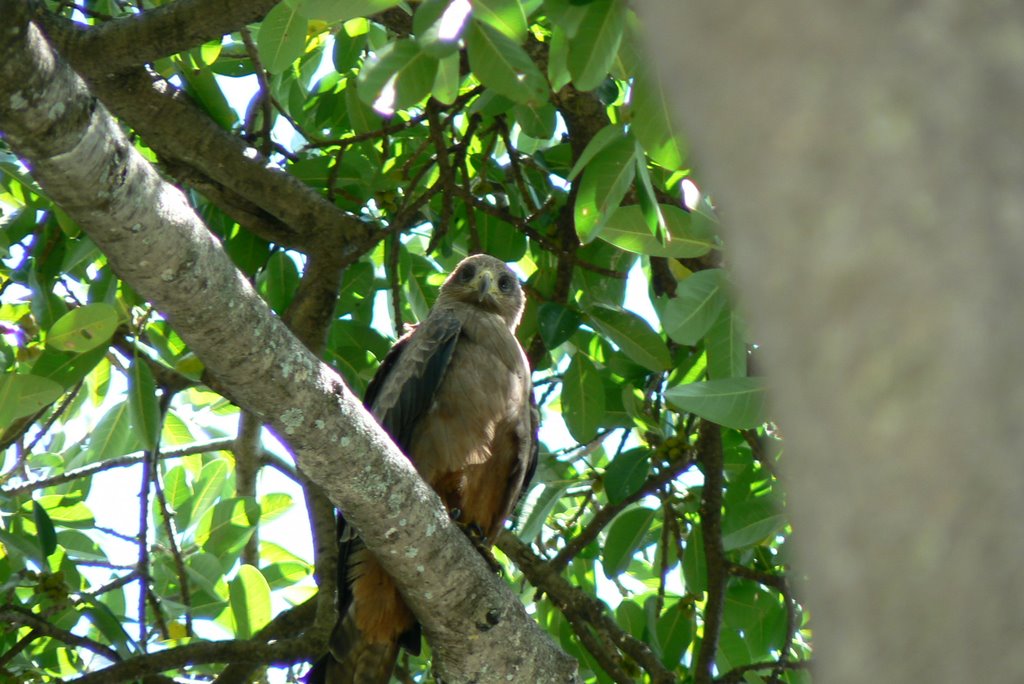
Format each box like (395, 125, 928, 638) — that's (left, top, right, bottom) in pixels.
(306, 622, 399, 684)
(305, 550, 415, 684)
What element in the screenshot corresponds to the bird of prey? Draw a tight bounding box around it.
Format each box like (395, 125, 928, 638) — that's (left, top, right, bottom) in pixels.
(307, 254, 537, 684)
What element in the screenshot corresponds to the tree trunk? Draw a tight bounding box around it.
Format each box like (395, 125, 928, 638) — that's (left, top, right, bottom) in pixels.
(638, 2, 1024, 681)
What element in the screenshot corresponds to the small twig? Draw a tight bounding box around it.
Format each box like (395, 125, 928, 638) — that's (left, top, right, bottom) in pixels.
(715, 658, 811, 684)
(24, 380, 82, 454)
(137, 446, 152, 646)
(388, 231, 404, 335)
(1, 606, 121, 663)
(550, 455, 696, 572)
(0, 439, 236, 496)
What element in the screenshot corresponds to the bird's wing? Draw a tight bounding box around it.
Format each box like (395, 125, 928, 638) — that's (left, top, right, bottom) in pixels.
(363, 311, 463, 450)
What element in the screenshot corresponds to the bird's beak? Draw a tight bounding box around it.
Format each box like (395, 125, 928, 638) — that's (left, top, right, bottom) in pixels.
(476, 270, 493, 301)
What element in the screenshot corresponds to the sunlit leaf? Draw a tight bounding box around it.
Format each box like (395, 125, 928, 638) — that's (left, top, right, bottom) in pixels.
(0, 373, 62, 430)
(567, 0, 626, 91)
(665, 377, 767, 430)
(658, 268, 728, 345)
(471, 0, 528, 41)
(588, 306, 671, 371)
(465, 20, 547, 106)
(257, 2, 307, 74)
(46, 304, 117, 353)
(292, 0, 404, 23)
(574, 132, 636, 242)
(229, 564, 272, 639)
(631, 66, 686, 170)
(600, 204, 715, 258)
(358, 39, 439, 115)
(84, 402, 140, 463)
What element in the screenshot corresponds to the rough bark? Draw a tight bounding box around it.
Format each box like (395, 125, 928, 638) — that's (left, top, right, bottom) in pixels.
(0, 6, 578, 682)
(638, 1, 1024, 682)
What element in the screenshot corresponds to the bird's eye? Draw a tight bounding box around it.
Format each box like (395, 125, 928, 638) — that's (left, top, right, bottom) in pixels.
(457, 264, 476, 283)
(497, 275, 515, 293)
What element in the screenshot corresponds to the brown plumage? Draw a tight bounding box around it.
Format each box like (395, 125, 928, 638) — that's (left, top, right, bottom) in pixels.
(307, 254, 537, 684)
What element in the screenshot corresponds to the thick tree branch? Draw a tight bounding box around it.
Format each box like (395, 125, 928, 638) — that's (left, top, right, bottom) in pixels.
(0, 9, 577, 682)
(38, 0, 281, 72)
(499, 533, 675, 684)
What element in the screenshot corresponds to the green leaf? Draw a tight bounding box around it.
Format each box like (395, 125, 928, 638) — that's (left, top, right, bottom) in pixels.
(706, 308, 747, 379)
(259, 493, 293, 522)
(80, 599, 137, 657)
(33, 501, 58, 558)
(518, 479, 573, 541)
(567, 0, 626, 91)
(631, 67, 686, 170)
(656, 600, 693, 668)
(31, 344, 108, 389)
(84, 402, 140, 463)
(229, 564, 271, 639)
(574, 132, 636, 242)
(722, 497, 787, 552)
(588, 306, 671, 371)
(224, 227, 271, 276)
(292, 0, 403, 22)
(604, 448, 650, 504)
(561, 354, 605, 442)
(566, 124, 626, 181)
(537, 302, 580, 349)
(513, 102, 557, 140)
(345, 80, 386, 134)
(357, 39, 439, 114)
(189, 460, 230, 530)
(602, 506, 656, 578)
(257, 3, 307, 75)
(600, 204, 715, 258)
(477, 210, 527, 261)
(128, 361, 161, 453)
(466, 20, 548, 106)
(658, 269, 728, 345)
(682, 523, 707, 593)
(433, 52, 462, 104)
(46, 304, 118, 353)
(199, 497, 260, 558)
(178, 58, 238, 131)
(471, 0, 528, 41)
(634, 153, 668, 241)
(547, 26, 571, 92)
(665, 377, 767, 430)
(256, 251, 300, 315)
(0, 373, 63, 430)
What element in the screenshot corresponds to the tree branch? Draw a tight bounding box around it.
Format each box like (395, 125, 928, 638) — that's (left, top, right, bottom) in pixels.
(694, 421, 726, 684)
(0, 9, 578, 682)
(0, 606, 121, 663)
(37, 0, 281, 72)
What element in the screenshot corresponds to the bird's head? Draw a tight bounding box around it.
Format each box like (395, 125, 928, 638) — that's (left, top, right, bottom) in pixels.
(438, 254, 525, 329)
